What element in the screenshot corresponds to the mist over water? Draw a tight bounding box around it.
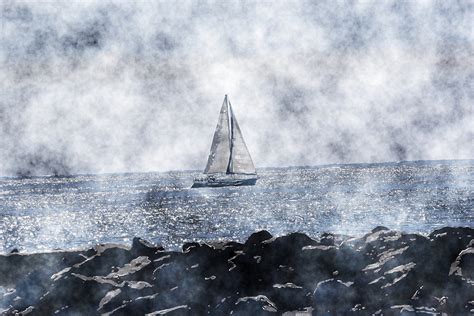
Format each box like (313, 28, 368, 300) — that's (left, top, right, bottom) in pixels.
(1, 1, 473, 176)
(1, 2, 473, 256)
(1, 160, 472, 253)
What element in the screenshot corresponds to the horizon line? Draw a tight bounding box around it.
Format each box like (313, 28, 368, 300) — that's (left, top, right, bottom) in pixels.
(1, 158, 473, 180)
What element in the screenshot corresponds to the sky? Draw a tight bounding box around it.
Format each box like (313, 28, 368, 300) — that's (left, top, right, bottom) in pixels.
(1, 0, 473, 176)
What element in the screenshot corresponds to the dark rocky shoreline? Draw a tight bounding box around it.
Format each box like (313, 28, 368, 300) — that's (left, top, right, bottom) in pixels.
(1, 227, 473, 315)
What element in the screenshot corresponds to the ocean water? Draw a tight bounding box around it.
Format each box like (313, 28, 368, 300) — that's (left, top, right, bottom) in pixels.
(0, 160, 472, 253)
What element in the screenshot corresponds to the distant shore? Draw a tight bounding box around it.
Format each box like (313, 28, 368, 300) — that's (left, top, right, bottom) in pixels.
(1, 226, 473, 315)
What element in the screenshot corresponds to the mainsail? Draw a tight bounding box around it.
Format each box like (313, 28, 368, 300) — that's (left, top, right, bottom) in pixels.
(203, 97, 231, 174)
(203, 95, 256, 175)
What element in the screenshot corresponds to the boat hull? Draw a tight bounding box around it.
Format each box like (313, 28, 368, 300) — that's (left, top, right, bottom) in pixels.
(192, 175, 257, 188)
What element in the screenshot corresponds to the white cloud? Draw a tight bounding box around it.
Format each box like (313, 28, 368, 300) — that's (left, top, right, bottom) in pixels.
(1, 1, 472, 176)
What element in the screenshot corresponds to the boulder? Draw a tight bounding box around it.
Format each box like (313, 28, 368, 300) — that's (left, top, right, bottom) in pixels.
(1, 227, 473, 315)
(312, 279, 357, 314)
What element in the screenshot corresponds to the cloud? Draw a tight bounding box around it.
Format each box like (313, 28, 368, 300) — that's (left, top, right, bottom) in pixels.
(1, 0, 472, 176)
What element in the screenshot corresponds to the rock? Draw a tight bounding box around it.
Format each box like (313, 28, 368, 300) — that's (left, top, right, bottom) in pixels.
(146, 304, 191, 315)
(272, 232, 318, 250)
(424, 227, 474, 288)
(232, 295, 278, 314)
(371, 226, 390, 233)
(182, 242, 200, 253)
(245, 230, 273, 247)
(319, 233, 335, 246)
(131, 237, 163, 256)
(266, 283, 312, 311)
(1, 227, 473, 315)
(449, 242, 474, 281)
(312, 279, 357, 314)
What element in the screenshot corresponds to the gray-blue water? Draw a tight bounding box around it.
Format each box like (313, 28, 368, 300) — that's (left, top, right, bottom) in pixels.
(0, 160, 472, 253)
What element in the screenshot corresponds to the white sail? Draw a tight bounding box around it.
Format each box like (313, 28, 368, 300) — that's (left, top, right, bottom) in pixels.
(203, 95, 256, 175)
(228, 102, 256, 174)
(203, 97, 231, 174)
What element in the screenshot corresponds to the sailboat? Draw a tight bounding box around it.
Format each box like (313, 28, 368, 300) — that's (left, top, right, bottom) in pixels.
(192, 95, 257, 188)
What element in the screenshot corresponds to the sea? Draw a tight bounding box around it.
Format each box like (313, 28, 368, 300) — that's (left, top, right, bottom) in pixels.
(0, 160, 472, 253)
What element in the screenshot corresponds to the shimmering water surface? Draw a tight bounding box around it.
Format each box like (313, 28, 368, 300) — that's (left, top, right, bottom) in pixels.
(0, 160, 472, 253)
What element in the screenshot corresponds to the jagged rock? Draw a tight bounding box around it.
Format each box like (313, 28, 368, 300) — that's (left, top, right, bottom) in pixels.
(131, 238, 164, 256)
(182, 242, 200, 253)
(319, 233, 336, 246)
(371, 226, 390, 233)
(449, 241, 474, 281)
(231, 295, 277, 315)
(312, 279, 357, 314)
(245, 230, 273, 247)
(0, 227, 473, 315)
(265, 283, 312, 311)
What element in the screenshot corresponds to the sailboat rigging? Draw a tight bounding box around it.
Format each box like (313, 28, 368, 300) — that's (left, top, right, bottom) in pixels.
(192, 95, 257, 188)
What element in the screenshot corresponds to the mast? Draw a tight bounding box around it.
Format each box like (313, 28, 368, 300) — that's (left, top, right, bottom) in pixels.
(226, 95, 234, 174)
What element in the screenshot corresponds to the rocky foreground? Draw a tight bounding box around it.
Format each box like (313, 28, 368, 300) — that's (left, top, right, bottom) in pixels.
(0, 227, 473, 315)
